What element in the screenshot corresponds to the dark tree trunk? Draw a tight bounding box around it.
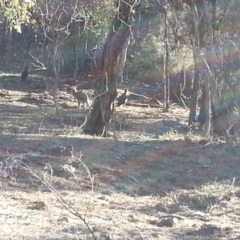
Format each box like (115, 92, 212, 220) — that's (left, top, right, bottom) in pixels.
(198, 83, 206, 127)
(181, 67, 186, 95)
(0, 17, 7, 57)
(82, 0, 136, 136)
(188, 68, 200, 125)
(171, 69, 186, 103)
(211, 97, 223, 134)
(188, 0, 213, 131)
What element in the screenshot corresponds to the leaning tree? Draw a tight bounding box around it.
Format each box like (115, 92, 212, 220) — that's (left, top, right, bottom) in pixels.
(82, 0, 137, 136)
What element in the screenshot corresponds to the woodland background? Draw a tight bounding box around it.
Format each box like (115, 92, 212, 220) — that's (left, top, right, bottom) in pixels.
(0, 1, 240, 239)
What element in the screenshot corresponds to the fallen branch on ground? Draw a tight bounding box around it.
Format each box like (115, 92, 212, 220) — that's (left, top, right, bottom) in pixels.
(22, 161, 97, 240)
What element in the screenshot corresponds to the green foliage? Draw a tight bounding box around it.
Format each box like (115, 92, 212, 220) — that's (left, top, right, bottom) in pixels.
(170, 46, 193, 74)
(126, 33, 164, 82)
(217, 69, 240, 107)
(89, 0, 115, 37)
(127, 34, 163, 69)
(126, 31, 194, 83)
(3, 0, 36, 32)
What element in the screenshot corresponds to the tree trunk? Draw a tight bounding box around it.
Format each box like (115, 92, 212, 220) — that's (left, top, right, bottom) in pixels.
(0, 17, 7, 57)
(203, 76, 211, 137)
(52, 44, 61, 118)
(188, 67, 200, 126)
(117, 35, 130, 82)
(188, 0, 214, 130)
(188, 3, 200, 125)
(201, 0, 214, 137)
(82, 0, 136, 136)
(73, 24, 81, 80)
(163, 7, 170, 111)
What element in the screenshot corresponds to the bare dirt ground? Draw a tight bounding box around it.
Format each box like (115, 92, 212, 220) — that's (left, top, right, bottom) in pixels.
(1, 73, 240, 240)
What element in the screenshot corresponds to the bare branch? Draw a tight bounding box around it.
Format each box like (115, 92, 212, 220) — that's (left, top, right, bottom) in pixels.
(23, 163, 97, 240)
(28, 53, 47, 70)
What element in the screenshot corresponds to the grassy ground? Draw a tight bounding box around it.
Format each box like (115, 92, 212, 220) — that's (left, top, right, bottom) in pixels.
(0, 72, 240, 240)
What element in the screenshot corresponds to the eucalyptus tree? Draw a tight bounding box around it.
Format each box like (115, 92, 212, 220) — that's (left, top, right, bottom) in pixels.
(82, 0, 138, 136)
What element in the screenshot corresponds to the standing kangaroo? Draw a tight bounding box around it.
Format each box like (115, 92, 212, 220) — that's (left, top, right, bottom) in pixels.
(70, 87, 90, 109)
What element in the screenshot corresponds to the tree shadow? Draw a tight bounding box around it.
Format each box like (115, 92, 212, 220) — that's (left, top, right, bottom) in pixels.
(172, 224, 234, 239)
(113, 115, 187, 137)
(0, 74, 47, 93)
(2, 133, 239, 195)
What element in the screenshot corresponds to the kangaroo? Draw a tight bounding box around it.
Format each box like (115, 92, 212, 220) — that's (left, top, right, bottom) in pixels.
(21, 64, 33, 81)
(116, 89, 129, 107)
(70, 87, 90, 109)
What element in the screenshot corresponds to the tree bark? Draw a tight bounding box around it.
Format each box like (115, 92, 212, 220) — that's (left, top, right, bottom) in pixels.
(163, 7, 170, 111)
(52, 44, 61, 118)
(188, 0, 214, 133)
(203, 75, 211, 137)
(73, 24, 81, 80)
(82, 0, 136, 136)
(201, 0, 214, 137)
(188, 3, 200, 126)
(117, 35, 130, 82)
(0, 17, 7, 57)
(188, 67, 199, 126)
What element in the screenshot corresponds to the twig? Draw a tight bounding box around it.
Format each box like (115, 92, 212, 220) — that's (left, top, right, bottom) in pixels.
(23, 163, 97, 240)
(173, 91, 188, 110)
(135, 229, 144, 240)
(226, 123, 234, 137)
(158, 214, 186, 220)
(28, 53, 47, 70)
(178, 141, 215, 153)
(128, 91, 150, 99)
(38, 118, 44, 134)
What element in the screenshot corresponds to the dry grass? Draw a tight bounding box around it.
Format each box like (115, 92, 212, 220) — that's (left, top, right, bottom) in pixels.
(0, 75, 240, 239)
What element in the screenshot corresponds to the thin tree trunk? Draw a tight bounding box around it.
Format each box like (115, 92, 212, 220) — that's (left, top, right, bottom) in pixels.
(202, 0, 214, 137)
(163, 7, 170, 111)
(188, 2, 201, 126)
(73, 25, 81, 80)
(0, 17, 7, 57)
(203, 76, 211, 137)
(188, 67, 199, 125)
(52, 44, 61, 118)
(73, 44, 79, 79)
(211, 0, 217, 44)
